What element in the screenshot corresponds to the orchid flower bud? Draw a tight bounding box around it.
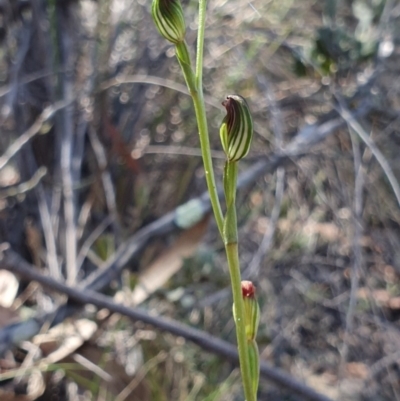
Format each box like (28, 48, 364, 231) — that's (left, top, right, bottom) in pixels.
(152, 0, 186, 45)
(241, 281, 260, 394)
(233, 280, 261, 394)
(220, 95, 253, 162)
(241, 280, 260, 341)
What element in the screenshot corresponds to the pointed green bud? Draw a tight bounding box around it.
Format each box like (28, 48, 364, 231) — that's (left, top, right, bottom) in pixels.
(151, 0, 186, 45)
(241, 280, 260, 341)
(219, 95, 253, 162)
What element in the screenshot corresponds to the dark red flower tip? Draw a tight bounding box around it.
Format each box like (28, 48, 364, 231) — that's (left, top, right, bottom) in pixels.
(241, 280, 256, 298)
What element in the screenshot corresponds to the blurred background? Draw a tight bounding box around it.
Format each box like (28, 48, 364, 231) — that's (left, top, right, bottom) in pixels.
(0, 0, 400, 400)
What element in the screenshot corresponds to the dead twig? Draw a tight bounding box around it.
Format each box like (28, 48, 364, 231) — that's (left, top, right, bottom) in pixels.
(88, 127, 120, 239)
(76, 216, 113, 272)
(100, 74, 221, 110)
(36, 182, 62, 280)
(0, 101, 71, 171)
(0, 167, 47, 199)
(336, 101, 400, 207)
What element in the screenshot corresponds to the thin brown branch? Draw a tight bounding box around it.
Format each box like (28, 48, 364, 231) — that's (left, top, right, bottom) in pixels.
(88, 127, 120, 237)
(0, 167, 47, 199)
(0, 101, 71, 171)
(139, 145, 225, 159)
(100, 74, 221, 110)
(336, 100, 400, 206)
(76, 216, 113, 271)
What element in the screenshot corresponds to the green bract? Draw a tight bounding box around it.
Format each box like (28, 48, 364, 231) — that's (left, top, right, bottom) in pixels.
(151, 0, 186, 45)
(248, 340, 260, 394)
(220, 95, 253, 162)
(241, 281, 260, 341)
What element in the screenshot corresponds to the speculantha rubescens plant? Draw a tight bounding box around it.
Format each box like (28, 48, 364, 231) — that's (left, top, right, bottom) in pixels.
(151, 1, 260, 399)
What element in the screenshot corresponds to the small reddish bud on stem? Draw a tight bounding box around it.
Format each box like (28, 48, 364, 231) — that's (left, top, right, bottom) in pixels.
(241, 280, 256, 298)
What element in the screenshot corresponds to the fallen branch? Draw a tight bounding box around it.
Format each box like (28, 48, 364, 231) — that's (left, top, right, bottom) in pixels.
(336, 99, 400, 206)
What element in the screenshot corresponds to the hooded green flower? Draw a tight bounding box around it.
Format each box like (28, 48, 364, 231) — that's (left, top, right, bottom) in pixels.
(220, 95, 253, 162)
(152, 0, 186, 45)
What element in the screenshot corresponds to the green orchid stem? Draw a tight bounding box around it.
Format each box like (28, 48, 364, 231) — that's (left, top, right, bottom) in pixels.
(191, 90, 224, 236)
(224, 161, 256, 401)
(248, 340, 260, 395)
(223, 161, 238, 243)
(175, 41, 196, 93)
(174, 41, 224, 236)
(174, 1, 256, 398)
(196, 0, 207, 88)
(226, 243, 256, 401)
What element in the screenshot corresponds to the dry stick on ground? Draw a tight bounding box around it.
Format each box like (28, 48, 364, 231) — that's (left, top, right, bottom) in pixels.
(336, 101, 400, 206)
(0, 245, 333, 401)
